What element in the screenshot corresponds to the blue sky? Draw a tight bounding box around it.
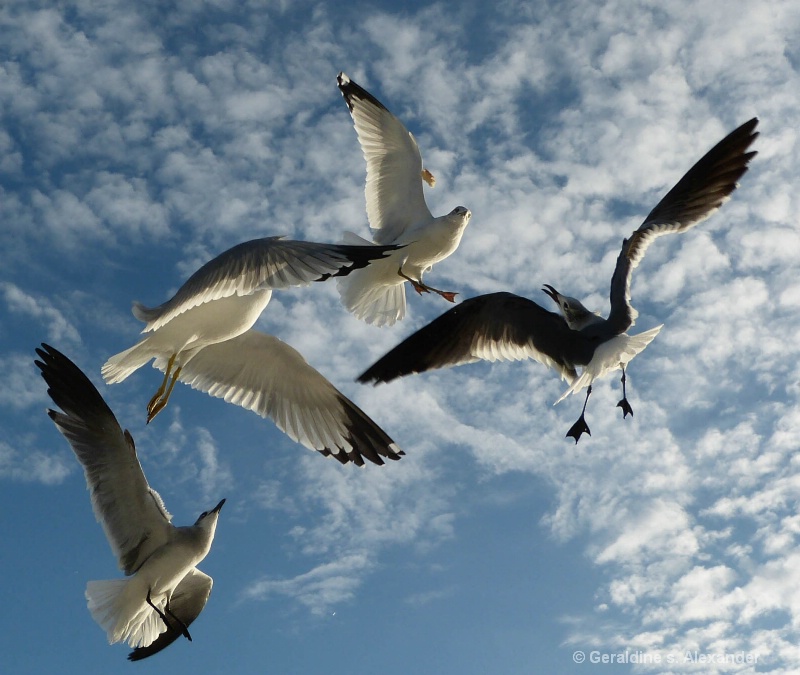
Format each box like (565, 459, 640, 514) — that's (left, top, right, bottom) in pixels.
(2, 0, 799, 672)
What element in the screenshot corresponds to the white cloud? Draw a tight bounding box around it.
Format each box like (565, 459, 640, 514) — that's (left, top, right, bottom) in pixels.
(0, 352, 49, 410)
(242, 551, 372, 616)
(1, 282, 81, 345)
(0, 440, 72, 485)
(3, 0, 800, 670)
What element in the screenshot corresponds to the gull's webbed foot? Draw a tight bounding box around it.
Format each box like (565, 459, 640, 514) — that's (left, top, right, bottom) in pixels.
(617, 366, 633, 419)
(418, 282, 459, 302)
(146, 396, 167, 423)
(397, 265, 458, 302)
(566, 414, 591, 444)
(617, 397, 634, 419)
(566, 385, 592, 443)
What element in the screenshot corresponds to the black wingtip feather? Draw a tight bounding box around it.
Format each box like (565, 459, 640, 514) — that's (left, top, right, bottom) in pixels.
(35, 343, 114, 423)
(314, 244, 404, 283)
(337, 71, 390, 115)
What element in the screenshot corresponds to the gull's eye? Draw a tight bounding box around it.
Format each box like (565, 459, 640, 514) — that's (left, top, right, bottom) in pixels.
(199, 511, 208, 519)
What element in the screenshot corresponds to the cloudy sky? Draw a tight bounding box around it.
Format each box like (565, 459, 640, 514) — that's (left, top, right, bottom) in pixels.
(3, 0, 800, 672)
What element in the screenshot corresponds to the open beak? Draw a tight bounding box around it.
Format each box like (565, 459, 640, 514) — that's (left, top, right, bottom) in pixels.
(542, 284, 560, 304)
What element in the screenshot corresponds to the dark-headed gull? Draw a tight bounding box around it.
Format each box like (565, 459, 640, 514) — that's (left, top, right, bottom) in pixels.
(358, 118, 759, 441)
(102, 236, 404, 465)
(36, 343, 225, 660)
(336, 72, 472, 326)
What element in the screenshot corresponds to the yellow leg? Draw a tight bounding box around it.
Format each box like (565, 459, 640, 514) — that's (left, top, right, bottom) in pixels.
(146, 366, 182, 424)
(147, 353, 176, 417)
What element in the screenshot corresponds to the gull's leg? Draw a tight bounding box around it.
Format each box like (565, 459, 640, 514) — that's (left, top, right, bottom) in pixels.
(146, 366, 182, 424)
(566, 385, 592, 444)
(146, 589, 171, 632)
(147, 353, 176, 417)
(616, 365, 634, 419)
(164, 595, 192, 641)
(397, 266, 430, 295)
(397, 267, 458, 303)
(146, 590, 192, 640)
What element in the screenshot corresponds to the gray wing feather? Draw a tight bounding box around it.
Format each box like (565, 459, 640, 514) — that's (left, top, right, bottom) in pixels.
(338, 73, 433, 244)
(153, 330, 403, 466)
(134, 237, 398, 332)
(358, 292, 596, 385)
(606, 118, 759, 333)
(36, 344, 172, 575)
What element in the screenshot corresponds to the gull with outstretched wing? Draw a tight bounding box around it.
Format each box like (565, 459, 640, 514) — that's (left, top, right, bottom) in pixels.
(359, 118, 759, 442)
(36, 343, 225, 660)
(102, 236, 403, 465)
(336, 72, 472, 326)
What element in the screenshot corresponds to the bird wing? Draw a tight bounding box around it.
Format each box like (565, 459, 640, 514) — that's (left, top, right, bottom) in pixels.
(153, 329, 403, 466)
(358, 292, 595, 385)
(127, 568, 213, 661)
(338, 72, 433, 244)
(36, 344, 173, 575)
(605, 117, 759, 334)
(133, 237, 399, 332)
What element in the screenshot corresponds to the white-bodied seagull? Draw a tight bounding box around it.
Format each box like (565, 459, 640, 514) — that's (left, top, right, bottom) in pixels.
(101, 236, 404, 465)
(358, 118, 759, 442)
(36, 343, 225, 660)
(336, 72, 472, 327)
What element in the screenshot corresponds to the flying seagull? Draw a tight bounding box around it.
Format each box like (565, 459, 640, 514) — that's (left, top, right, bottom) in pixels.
(36, 343, 225, 660)
(101, 236, 404, 465)
(358, 118, 759, 442)
(336, 72, 472, 327)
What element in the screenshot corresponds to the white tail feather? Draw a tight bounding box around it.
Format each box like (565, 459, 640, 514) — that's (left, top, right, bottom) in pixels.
(101, 340, 155, 384)
(555, 325, 663, 404)
(338, 269, 407, 327)
(336, 233, 406, 327)
(337, 231, 407, 326)
(86, 579, 165, 648)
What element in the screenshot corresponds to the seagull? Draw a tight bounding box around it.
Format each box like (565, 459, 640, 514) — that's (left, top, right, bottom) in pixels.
(358, 118, 759, 442)
(335, 72, 472, 327)
(35, 343, 225, 660)
(101, 236, 404, 465)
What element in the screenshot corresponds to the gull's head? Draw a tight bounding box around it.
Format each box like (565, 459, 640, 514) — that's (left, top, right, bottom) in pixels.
(195, 498, 226, 531)
(542, 285, 596, 330)
(449, 206, 471, 224)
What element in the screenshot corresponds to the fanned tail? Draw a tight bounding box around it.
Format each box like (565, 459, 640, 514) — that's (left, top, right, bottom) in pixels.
(336, 232, 406, 327)
(86, 579, 165, 648)
(554, 325, 663, 404)
(101, 339, 156, 384)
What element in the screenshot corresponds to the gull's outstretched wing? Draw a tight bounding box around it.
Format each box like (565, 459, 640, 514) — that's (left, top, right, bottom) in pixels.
(358, 292, 596, 385)
(338, 72, 433, 244)
(606, 117, 759, 333)
(35, 343, 173, 575)
(154, 329, 403, 466)
(133, 237, 400, 332)
(127, 569, 212, 661)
